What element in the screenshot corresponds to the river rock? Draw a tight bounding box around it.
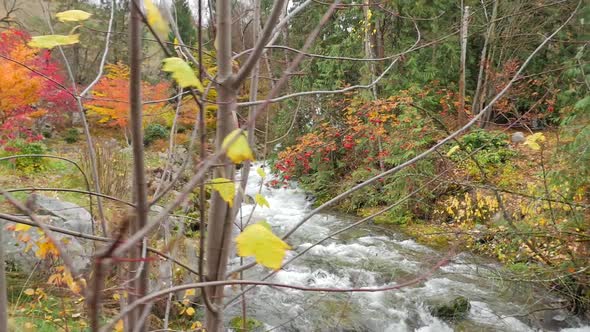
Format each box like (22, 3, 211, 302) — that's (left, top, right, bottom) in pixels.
(430, 296, 471, 320)
(1, 195, 94, 273)
(511, 132, 525, 143)
(31, 194, 93, 234)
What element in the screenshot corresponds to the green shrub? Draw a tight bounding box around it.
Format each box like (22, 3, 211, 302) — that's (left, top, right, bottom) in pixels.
(144, 123, 169, 146)
(449, 130, 516, 169)
(0, 139, 48, 172)
(229, 316, 262, 331)
(63, 128, 80, 144)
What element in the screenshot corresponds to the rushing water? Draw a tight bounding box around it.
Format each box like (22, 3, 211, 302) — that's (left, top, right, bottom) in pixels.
(226, 164, 589, 331)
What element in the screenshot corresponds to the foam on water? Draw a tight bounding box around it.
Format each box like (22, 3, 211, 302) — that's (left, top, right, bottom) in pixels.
(228, 163, 589, 331)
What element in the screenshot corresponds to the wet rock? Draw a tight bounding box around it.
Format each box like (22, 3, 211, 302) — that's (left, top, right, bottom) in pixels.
(430, 296, 471, 320)
(511, 131, 525, 143)
(2, 195, 94, 273)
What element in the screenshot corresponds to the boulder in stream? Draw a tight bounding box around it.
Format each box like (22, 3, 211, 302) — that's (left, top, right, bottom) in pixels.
(429, 296, 471, 320)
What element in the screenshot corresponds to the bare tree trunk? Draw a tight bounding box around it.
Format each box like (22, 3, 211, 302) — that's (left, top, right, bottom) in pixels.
(0, 224, 8, 332)
(238, 1, 261, 328)
(473, 0, 498, 116)
(363, 0, 378, 99)
(205, 0, 236, 330)
(457, 5, 470, 125)
(478, 0, 499, 128)
(128, 1, 149, 330)
(363, 1, 385, 171)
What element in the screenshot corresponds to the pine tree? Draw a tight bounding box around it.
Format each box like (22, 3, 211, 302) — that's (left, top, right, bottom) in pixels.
(170, 0, 197, 46)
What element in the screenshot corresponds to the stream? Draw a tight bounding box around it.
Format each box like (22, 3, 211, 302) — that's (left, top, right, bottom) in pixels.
(226, 164, 589, 331)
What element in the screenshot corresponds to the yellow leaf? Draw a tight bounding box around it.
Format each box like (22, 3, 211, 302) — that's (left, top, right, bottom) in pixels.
(257, 167, 266, 178)
(28, 34, 80, 49)
(144, 0, 169, 38)
(55, 10, 92, 22)
(191, 321, 203, 329)
(446, 145, 460, 157)
(222, 129, 255, 164)
(114, 320, 124, 332)
(235, 223, 291, 270)
(255, 194, 270, 208)
(185, 307, 195, 316)
(162, 57, 203, 91)
(113, 292, 120, 301)
(184, 289, 195, 297)
(14, 224, 32, 232)
(209, 177, 235, 207)
(523, 132, 546, 151)
(24, 288, 35, 296)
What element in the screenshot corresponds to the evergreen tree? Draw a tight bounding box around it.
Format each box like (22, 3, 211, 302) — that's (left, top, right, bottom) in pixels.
(170, 0, 197, 46)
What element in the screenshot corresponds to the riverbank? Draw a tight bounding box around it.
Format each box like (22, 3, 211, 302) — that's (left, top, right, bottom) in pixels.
(284, 129, 590, 322)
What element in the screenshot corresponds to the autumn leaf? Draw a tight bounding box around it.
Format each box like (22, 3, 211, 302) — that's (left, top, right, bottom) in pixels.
(14, 223, 32, 232)
(446, 145, 460, 157)
(55, 10, 92, 22)
(524, 132, 546, 151)
(28, 34, 80, 49)
(255, 194, 270, 208)
(209, 177, 235, 207)
(144, 0, 169, 38)
(162, 57, 204, 91)
(185, 307, 195, 316)
(36, 238, 59, 259)
(235, 223, 291, 270)
(24, 288, 35, 296)
(222, 129, 255, 164)
(257, 167, 266, 178)
(114, 320, 124, 332)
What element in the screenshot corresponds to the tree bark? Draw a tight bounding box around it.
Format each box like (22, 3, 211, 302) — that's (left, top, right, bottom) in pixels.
(205, 0, 236, 330)
(457, 5, 470, 125)
(0, 222, 8, 332)
(478, 0, 499, 128)
(128, 1, 149, 330)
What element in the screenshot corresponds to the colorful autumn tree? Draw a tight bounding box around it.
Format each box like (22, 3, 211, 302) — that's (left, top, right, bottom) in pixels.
(0, 29, 73, 143)
(84, 62, 172, 130)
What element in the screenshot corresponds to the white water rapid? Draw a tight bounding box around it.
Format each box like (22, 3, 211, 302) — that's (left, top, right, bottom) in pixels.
(225, 163, 589, 332)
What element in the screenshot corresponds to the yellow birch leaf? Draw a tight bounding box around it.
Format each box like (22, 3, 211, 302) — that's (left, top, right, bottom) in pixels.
(28, 34, 80, 49)
(185, 307, 195, 316)
(446, 145, 460, 157)
(235, 223, 291, 270)
(144, 0, 169, 38)
(257, 167, 266, 178)
(523, 132, 546, 151)
(114, 320, 124, 332)
(24, 288, 35, 296)
(162, 57, 204, 91)
(209, 177, 235, 207)
(14, 224, 32, 232)
(55, 10, 92, 22)
(222, 129, 255, 164)
(255, 194, 270, 208)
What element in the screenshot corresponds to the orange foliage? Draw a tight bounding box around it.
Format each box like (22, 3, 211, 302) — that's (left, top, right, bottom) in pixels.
(85, 62, 172, 128)
(0, 44, 45, 115)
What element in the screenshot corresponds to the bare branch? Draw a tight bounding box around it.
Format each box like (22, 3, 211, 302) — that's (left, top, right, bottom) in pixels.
(232, 0, 288, 87)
